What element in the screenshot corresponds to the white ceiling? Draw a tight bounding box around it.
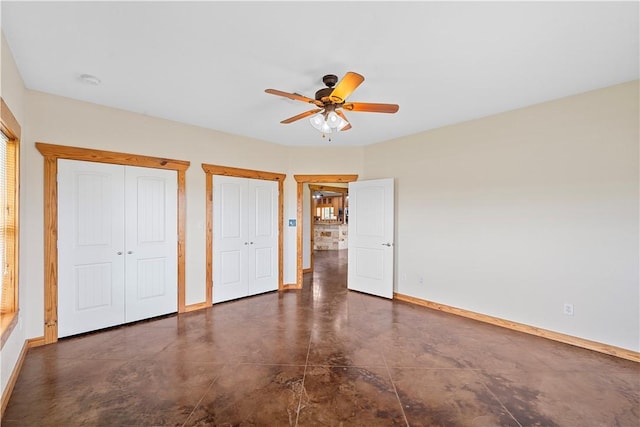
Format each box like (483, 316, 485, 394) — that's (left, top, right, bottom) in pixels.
(2, 1, 638, 147)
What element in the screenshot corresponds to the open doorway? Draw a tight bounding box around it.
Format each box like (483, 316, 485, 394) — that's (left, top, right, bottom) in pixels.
(308, 183, 349, 271)
(293, 174, 358, 288)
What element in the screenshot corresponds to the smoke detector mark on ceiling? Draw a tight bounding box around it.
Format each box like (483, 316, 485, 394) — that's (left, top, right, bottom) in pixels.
(79, 74, 101, 86)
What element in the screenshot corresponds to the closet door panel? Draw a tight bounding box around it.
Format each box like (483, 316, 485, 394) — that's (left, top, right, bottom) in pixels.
(213, 176, 249, 303)
(124, 166, 178, 322)
(58, 160, 126, 337)
(247, 179, 278, 295)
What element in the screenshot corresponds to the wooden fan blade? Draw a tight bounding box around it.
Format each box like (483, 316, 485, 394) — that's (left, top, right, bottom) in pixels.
(335, 110, 352, 131)
(280, 109, 322, 124)
(329, 72, 364, 103)
(343, 102, 399, 113)
(265, 89, 323, 107)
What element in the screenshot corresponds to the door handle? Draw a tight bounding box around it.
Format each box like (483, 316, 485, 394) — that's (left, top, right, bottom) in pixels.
(117, 251, 123, 255)
(127, 251, 134, 254)
(382, 243, 393, 247)
(249, 242, 254, 245)
(244, 242, 249, 245)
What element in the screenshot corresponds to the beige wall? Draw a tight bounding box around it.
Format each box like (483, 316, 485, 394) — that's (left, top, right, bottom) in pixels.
(0, 37, 24, 123)
(363, 81, 639, 351)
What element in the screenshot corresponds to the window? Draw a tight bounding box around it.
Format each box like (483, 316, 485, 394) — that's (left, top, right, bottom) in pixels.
(322, 207, 335, 220)
(0, 99, 20, 344)
(316, 206, 336, 221)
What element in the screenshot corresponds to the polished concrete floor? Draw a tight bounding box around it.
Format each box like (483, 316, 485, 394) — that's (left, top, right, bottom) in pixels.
(3, 250, 639, 426)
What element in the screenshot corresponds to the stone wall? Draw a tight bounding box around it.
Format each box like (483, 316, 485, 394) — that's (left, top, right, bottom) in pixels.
(314, 224, 348, 250)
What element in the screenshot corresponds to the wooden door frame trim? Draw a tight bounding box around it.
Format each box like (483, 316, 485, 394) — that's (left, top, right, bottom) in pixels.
(306, 188, 314, 274)
(202, 163, 286, 305)
(308, 184, 349, 194)
(36, 142, 190, 344)
(293, 174, 358, 288)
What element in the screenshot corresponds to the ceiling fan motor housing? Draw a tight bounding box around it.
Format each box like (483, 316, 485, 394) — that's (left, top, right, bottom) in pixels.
(315, 74, 339, 102)
(315, 87, 333, 102)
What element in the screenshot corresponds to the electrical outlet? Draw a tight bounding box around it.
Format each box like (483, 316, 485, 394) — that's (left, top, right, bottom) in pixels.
(563, 303, 574, 316)
(418, 276, 424, 284)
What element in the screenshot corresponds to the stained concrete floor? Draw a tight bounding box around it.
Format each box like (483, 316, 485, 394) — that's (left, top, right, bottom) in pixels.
(2, 250, 639, 426)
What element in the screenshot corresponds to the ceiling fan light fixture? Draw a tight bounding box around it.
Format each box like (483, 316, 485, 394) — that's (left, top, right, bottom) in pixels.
(309, 113, 325, 131)
(309, 111, 349, 134)
(327, 111, 349, 131)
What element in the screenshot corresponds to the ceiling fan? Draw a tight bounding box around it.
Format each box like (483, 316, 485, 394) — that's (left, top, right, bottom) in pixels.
(265, 72, 399, 136)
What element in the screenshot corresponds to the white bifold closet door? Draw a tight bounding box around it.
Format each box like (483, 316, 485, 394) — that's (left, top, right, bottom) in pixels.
(58, 159, 177, 337)
(213, 175, 278, 303)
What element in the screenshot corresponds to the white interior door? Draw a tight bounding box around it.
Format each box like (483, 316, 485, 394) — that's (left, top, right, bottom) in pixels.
(124, 166, 178, 322)
(247, 178, 278, 295)
(213, 175, 248, 303)
(58, 160, 126, 337)
(348, 178, 395, 299)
